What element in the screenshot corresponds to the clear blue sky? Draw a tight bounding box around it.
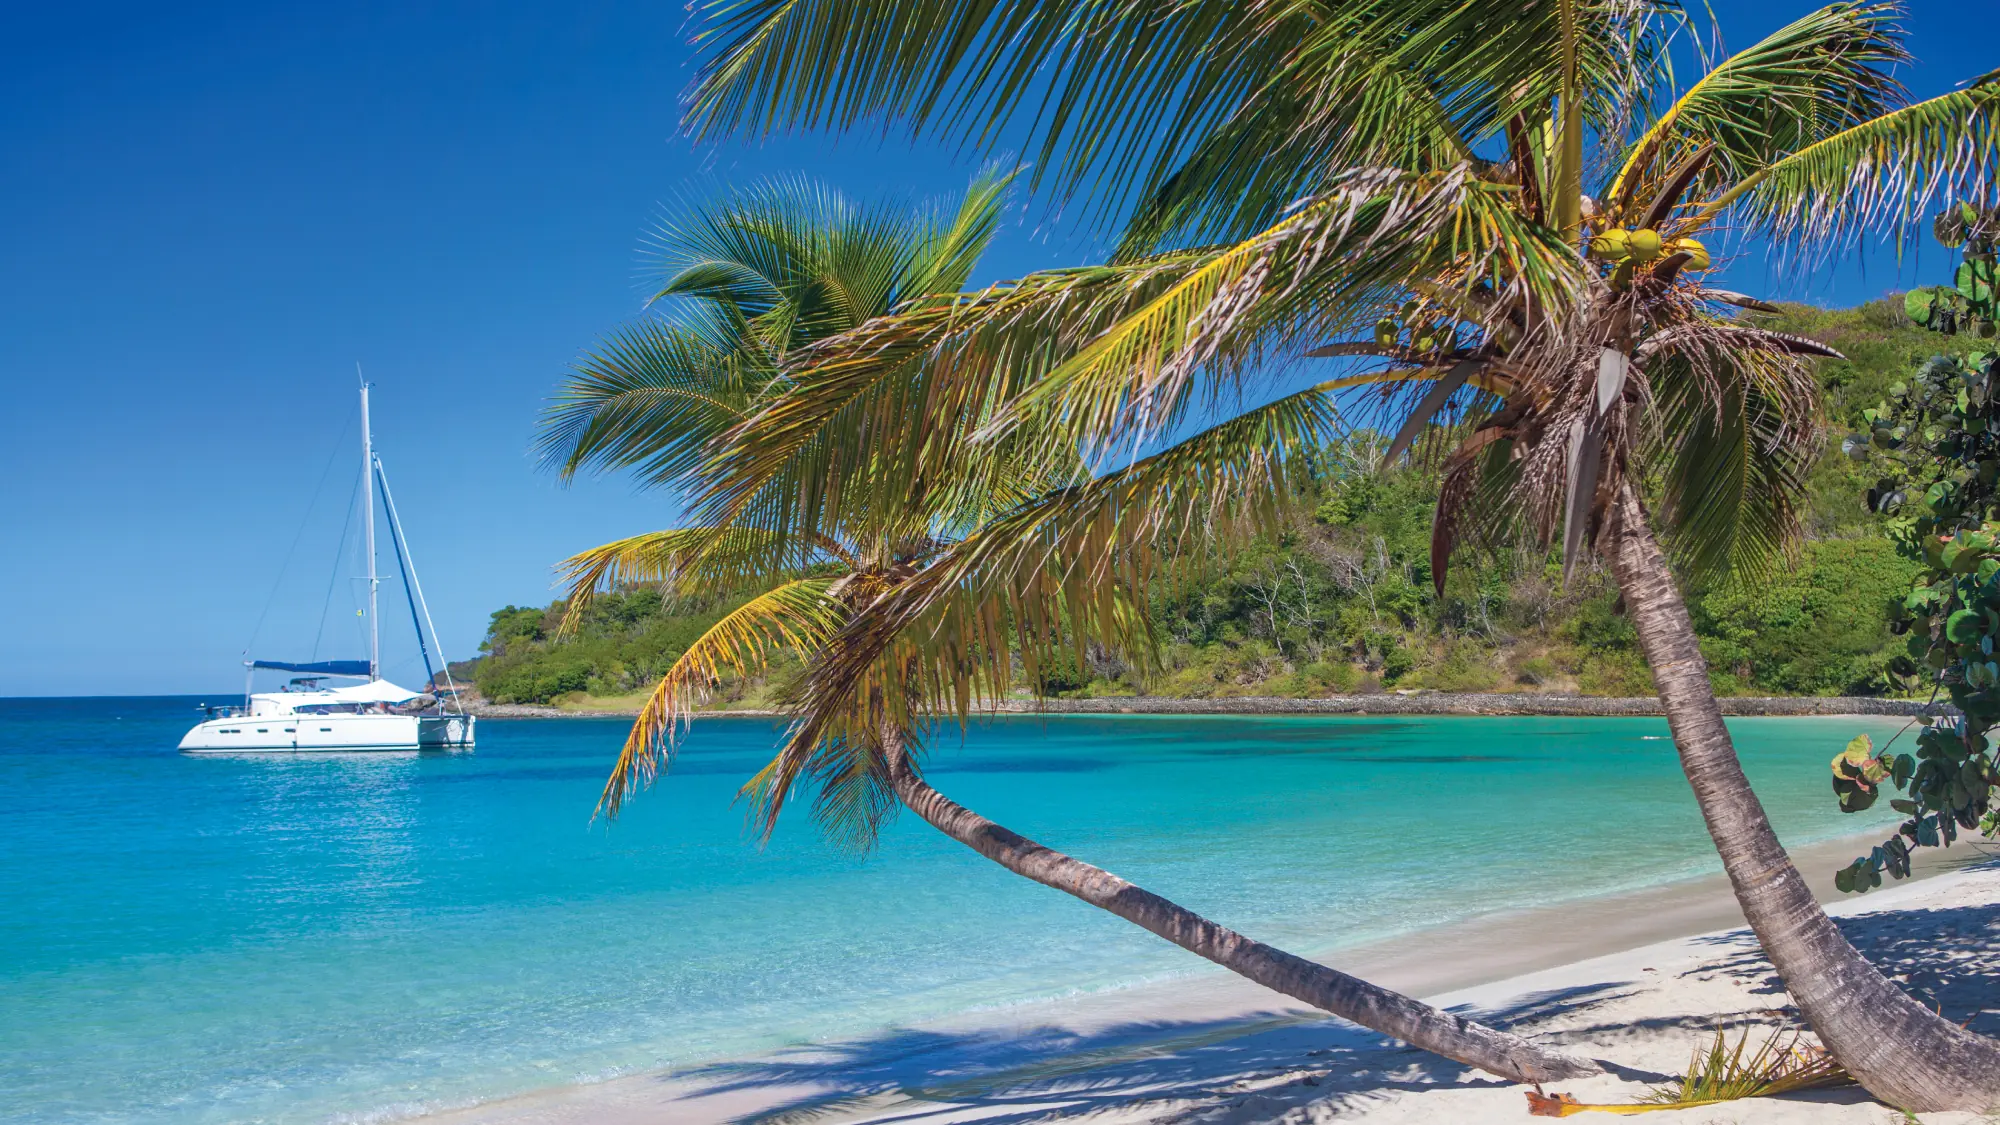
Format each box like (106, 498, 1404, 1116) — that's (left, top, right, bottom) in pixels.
(1, 2, 1990, 696)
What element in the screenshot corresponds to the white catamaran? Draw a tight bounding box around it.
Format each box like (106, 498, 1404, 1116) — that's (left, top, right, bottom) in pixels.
(180, 382, 475, 753)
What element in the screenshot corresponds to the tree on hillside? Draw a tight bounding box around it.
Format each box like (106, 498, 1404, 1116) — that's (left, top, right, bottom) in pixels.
(545, 177, 1598, 1083)
(682, 1, 2000, 1106)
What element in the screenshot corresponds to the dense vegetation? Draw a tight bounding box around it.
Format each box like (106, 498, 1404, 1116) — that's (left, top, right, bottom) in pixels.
(468, 298, 1976, 707)
(465, 588, 802, 707)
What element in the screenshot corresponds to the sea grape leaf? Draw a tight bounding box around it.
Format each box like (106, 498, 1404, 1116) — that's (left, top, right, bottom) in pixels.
(1832, 735, 1888, 812)
(1908, 288, 1938, 323)
(1947, 608, 1983, 641)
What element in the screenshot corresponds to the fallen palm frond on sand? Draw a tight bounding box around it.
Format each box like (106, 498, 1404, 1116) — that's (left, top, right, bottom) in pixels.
(1526, 1027, 1853, 1116)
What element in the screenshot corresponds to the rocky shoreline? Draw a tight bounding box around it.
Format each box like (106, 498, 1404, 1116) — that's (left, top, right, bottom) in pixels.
(471, 693, 1947, 720)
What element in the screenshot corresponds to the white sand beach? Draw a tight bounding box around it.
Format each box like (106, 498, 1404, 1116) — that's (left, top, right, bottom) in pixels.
(420, 833, 1999, 1125)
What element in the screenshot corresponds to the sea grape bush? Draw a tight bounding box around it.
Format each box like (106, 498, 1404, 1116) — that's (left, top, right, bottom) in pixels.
(1835, 203, 2000, 893)
(1900, 203, 2000, 339)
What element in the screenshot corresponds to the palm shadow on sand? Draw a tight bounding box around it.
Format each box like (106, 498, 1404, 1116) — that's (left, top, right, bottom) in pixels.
(663, 858, 1998, 1125)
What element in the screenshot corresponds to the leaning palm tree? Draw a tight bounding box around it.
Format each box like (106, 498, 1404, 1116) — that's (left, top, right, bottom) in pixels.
(678, 0, 2000, 1108)
(548, 176, 1598, 1082)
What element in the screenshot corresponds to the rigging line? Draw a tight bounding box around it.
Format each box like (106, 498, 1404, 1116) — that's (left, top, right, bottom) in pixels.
(311, 465, 365, 661)
(242, 405, 357, 658)
(374, 457, 462, 709)
(375, 458, 436, 691)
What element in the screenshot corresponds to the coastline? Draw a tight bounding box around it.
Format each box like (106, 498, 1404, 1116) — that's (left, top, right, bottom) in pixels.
(413, 827, 1997, 1125)
(470, 693, 1948, 720)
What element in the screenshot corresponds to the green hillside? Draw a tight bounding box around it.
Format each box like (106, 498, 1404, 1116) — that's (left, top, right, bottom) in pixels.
(465, 298, 1977, 708)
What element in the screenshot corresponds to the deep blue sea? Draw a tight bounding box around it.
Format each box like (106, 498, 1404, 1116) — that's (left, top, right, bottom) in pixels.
(0, 697, 1904, 1124)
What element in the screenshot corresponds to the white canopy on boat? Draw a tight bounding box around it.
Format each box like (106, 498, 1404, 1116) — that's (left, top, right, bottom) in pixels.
(248, 679, 424, 715)
(320, 680, 423, 704)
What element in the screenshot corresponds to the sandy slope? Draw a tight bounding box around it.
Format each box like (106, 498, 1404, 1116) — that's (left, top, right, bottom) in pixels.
(420, 846, 1999, 1125)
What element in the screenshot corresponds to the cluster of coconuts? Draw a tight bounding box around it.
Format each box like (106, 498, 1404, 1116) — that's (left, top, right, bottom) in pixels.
(1374, 301, 1458, 352)
(1587, 227, 1709, 288)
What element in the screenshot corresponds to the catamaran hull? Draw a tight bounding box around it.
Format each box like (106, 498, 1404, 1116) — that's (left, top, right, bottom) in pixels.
(179, 714, 475, 753)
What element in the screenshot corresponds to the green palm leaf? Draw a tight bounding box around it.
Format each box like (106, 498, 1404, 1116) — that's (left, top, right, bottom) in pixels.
(556, 525, 851, 632)
(690, 0, 1674, 238)
(538, 320, 757, 487)
(1603, 2, 1905, 222)
(652, 176, 923, 351)
(690, 256, 1200, 547)
(1114, 0, 1665, 248)
(1643, 331, 1823, 585)
(542, 171, 1016, 511)
(1687, 78, 2000, 252)
(686, 0, 1302, 222)
(992, 167, 1581, 463)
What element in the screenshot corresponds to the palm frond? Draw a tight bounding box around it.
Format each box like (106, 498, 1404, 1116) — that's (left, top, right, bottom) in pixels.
(547, 169, 1022, 570)
(597, 577, 845, 819)
(1685, 78, 2000, 255)
(1312, 363, 1513, 396)
(902, 164, 1017, 299)
(685, 0, 1299, 223)
(1650, 1027, 1851, 1105)
(767, 376, 1351, 812)
(688, 1, 1673, 237)
(989, 166, 1582, 463)
(557, 526, 842, 635)
(1553, 0, 1585, 234)
(1644, 324, 1823, 586)
(693, 255, 1208, 547)
(654, 176, 914, 349)
(739, 719, 908, 853)
(1110, 20, 1475, 254)
(1118, 0, 1643, 250)
(538, 319, 757, 486)
(1602, 3, 1906, 225)
(647, 172, 1018, 361)
(1526, 1026, 1850, 1115)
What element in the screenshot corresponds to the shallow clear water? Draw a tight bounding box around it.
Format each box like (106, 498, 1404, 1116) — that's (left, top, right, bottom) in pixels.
(0, 697, 1903, 1124)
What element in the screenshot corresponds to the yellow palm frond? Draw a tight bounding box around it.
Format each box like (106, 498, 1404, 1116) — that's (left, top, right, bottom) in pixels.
(555, 525, 840, 636)
(597, 577, 844, 819)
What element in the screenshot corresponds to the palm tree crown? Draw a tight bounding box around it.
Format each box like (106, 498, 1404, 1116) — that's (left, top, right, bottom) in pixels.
(544, 170, 1082, 845)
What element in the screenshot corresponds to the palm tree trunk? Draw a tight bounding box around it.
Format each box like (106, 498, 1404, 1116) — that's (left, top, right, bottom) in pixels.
(879, 728, 1599, 1084)
(1602, 479, 2000, 1111)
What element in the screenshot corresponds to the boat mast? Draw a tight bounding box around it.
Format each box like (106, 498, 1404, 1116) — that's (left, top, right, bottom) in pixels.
(359, 371, 380, 682)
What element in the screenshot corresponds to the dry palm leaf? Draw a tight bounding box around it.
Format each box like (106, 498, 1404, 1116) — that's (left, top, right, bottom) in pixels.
(1526, 1027, 1853, 1116)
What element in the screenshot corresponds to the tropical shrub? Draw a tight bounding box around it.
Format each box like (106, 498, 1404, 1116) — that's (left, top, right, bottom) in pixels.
(1834, 203, 2000, 891)
(1693, 539, 1921, 697)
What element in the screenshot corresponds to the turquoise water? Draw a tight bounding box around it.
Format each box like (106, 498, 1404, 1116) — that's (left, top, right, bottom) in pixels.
(0, 698, 1903, 1124)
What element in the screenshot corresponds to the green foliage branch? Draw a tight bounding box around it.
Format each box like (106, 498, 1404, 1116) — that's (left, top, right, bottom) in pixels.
(1834, 202, 2000, 892)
